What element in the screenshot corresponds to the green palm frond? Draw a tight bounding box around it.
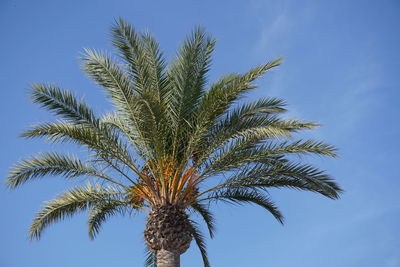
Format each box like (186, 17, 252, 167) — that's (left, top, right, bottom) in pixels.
(88, 201, 129, 240)
(82, 48, 136, 116)
(29, 183, 125, 240)
(205, 97, 289, 142)
(21, 121, 100, 145)
(24, 82, 138, 168)
(100, 112, 143, 153)
(21, 121, 138, 177)
(30, 83, 97, 124)
(189, 220, 211, 267)
(167, 27, 215, 127)
(200, 139, 279, 176)
(189, 59, 283, 162)
(26, 84, 133, 157)
(6, 152, 118, 189)
(110, 19, 173, 160)
(195, 58, 283, 131)
(111, 18, 167, 94)
(83, 48, 172, 161)
(201, 137, 337, 177)
(27, 84, 136, 161)
(190, 201, 216, 238)
(227, 162, 342, 199)
(273, 119, 319, 132)
(139, 31, 168, 95)
(206, 188, 284, 224)
(237, 97, 287, 114)
(144, 248, 157, 267)
(197, 120, 318, 169)
(262, 140, 338, 157)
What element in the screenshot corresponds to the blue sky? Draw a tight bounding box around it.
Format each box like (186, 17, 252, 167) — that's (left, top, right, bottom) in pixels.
(1, 0, 399, 266)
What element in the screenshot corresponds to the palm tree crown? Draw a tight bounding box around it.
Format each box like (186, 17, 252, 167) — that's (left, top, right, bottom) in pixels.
(7, 18, 341, 267)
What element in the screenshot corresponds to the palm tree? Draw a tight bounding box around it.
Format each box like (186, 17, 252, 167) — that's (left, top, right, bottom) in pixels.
(7, 18, 341, 267)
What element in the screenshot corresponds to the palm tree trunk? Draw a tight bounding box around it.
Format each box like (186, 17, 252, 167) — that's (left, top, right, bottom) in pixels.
(157, 249, 180, 267)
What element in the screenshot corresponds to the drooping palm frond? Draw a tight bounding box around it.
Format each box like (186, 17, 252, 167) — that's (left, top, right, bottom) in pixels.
(20, 122, 138, 184)
(189, 220, 211, 267)
(24, 83, 139, 174)
(144, 248, 157, 267)
(223, 162, 342, 199)
(201, 138, 337, 177)
(190, 201, 216, 238)
(6, 152, 120, 189)
(22, 121, 133, 161)
(29, 183, 126, 240)
(205, 188, 284, 224)
(88, 200, 129, 240)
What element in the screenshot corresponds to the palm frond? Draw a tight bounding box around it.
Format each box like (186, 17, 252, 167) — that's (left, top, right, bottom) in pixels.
(262, 140, 338, 157)
(83, 48, 172, 162)
(200, 137, 280, 176)
(82, 48, 137, 120)
(100, 112, 143, 154)
(144, 248, 157, 267)
(111, 20, 172, 153)
(30, 83, 97, 124)
(190, 201, 215, 238)
(227, 162, 342, 199)
(111, 18, 166, 94)
(167, 27, 215, 125)
(21, 121, 139, 178)
(6, 152, 117, 189)
(189, 220, 211, 267)
(200, 136, 336, 178)
(206, 188, 284, 224)
(29, 183, 124, 240)
(27, 84, 139, 170)
(88, 201, 128, 240)
(22, 121, 99, 144)
(189, 59, 283, 162)
(196, 118, 318, 168)
(196, 58, 283, 130)
(140, 31, 167, 91)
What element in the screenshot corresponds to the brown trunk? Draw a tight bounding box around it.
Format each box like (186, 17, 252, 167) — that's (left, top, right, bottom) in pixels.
(156, 249, 180, 267)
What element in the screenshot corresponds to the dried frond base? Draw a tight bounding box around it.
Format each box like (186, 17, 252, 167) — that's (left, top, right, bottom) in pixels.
(144, 204, 192, 254)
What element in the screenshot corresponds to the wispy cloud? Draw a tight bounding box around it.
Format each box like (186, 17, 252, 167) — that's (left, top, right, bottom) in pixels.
(248, 0, 384, 139)
(246, 0, 316, 115)
(334, 62, 381, 134)
(248, 0, 314, 56)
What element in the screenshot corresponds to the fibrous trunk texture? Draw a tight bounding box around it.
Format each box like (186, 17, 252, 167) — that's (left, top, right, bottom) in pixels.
(144, 204, 192, 255)
(156, 249, 180, 267)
